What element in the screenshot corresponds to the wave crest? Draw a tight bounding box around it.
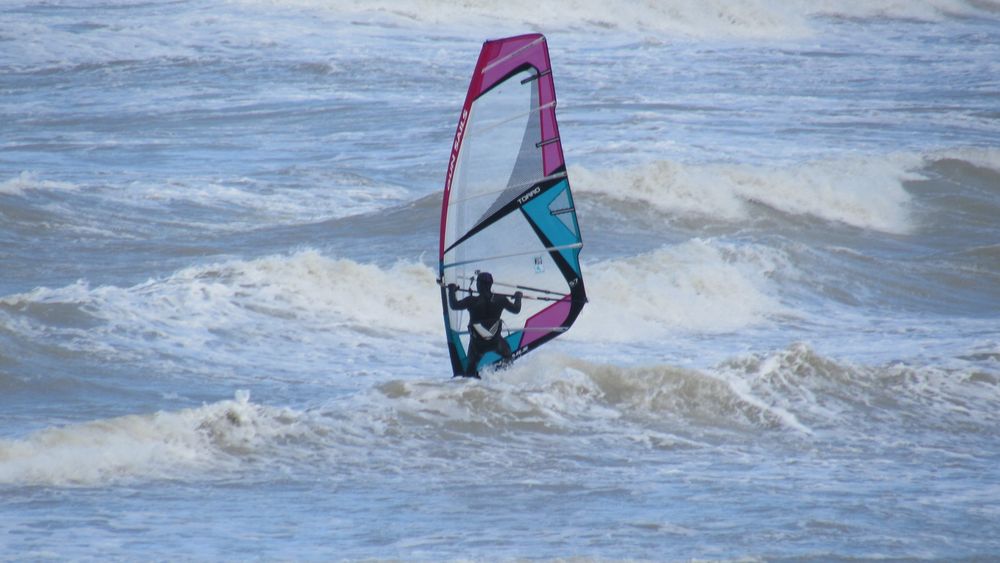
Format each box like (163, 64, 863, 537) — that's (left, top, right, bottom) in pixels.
(0, 172, 79, 197)
(574, 153, 922, 233)
(374, 353, 801, 441)
(0, 251, 442, 374)
(576, 240, 791, 338)
(0, 391, 308, 486)
(717, 342, 1000, 434)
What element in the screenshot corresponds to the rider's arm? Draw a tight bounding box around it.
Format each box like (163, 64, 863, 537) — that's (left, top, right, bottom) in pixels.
(448, 284, 471, 310)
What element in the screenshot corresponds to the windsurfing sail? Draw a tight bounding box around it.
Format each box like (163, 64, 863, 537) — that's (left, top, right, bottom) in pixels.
(439, 34, 587, 376)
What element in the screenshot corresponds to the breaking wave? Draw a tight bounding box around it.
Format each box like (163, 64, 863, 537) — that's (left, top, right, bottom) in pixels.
(573, 152, 924, 234)
(716, 342, 1000, 436)
(0, 172, 79, 197)
(0, 391, 308, 486)
(1, 235, 795, 373)
(0, 251, 442, 374)
(361, 343, 1000, 446)
(574, 148, 1000, 234)
(577, 239, 793, 338)
(5, 344, 995, 486)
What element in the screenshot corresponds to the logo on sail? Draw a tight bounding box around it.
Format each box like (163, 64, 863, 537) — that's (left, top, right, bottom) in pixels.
(518, 186, 541, 205)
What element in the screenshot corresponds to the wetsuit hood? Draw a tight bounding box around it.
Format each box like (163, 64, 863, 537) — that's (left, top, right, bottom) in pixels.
(476, 272, 493, 296)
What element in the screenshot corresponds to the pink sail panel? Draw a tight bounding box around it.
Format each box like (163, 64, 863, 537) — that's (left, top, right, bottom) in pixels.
(520, 296, 573, 349)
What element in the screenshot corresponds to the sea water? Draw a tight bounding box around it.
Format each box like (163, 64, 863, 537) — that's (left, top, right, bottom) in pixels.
(1, 1, 999, 560)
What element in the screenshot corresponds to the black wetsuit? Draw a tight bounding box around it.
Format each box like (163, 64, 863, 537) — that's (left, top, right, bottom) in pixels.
(448, 280, 522, 378)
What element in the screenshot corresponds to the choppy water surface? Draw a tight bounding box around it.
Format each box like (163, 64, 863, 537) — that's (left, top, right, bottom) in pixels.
(2, 0, 999, 560)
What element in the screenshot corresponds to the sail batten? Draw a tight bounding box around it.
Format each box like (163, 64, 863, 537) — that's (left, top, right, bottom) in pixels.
(464, 101, 556, 137)
(442, 243, 584, 270)
(446, 171, 568, 207)
(439, 34, 587, 377)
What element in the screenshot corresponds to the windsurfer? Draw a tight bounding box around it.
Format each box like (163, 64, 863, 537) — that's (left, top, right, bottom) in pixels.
(447, 272, 522, 378)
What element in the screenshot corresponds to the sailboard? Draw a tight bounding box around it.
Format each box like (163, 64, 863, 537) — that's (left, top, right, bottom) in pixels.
(439, 34, 587, 376)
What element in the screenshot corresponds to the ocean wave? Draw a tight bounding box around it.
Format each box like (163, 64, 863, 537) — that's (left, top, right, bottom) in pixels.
(154, 174, 404, 221)
(86, 174, 408, 233)
(410, 343, 1000, 441)
(1, 237, 794, 368)
(716, 342, 1000, 435)
(6, 0, 994, 76)
(0, 172, 79, 197)
(0, 353, 783, 487)
(242, 0, 799, 38)
(4, 224, 992, 376)
(809, 0, 999, 22)
(258, 0, 996, 38)
(0, 391, 311, 486)
(575, 147, 1000, 235)
(5, 343, 996, 486)
(575, 239, 793, 338)
(0, 251, 443, 371)
(941, 146, 1000, 171)
(372, 353, 797, 442)
(1, 170, 407, 237)
(572, 152, 923, 234)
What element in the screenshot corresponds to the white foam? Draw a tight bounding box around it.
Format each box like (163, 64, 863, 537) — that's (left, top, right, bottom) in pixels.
(572, 160, 747, 222)
(715, 342, 1000, 437)
(373, 351, 810, 441)
(0, 9, 199, 70)
(260, 0, 811, 38)
(573, 239, 792, 340)
(251, 340, 1000, 443)
(210, 250, 440, 334)
(8, 242, 789, 364)
(2, 251, 442, 374)
(573, 152, 923, 233)
(62, 250, 434, 331)
(7, 0, 993, 76)
(6, 343, 991, 487)
(0, 391, 309, 486)
(0, 172, 79, 196)
(808, 0, 993, 22)
(253, 0, 995, 38)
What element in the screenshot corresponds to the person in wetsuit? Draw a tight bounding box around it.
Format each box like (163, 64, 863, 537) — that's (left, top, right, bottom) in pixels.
(447, 272, 522, 378)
